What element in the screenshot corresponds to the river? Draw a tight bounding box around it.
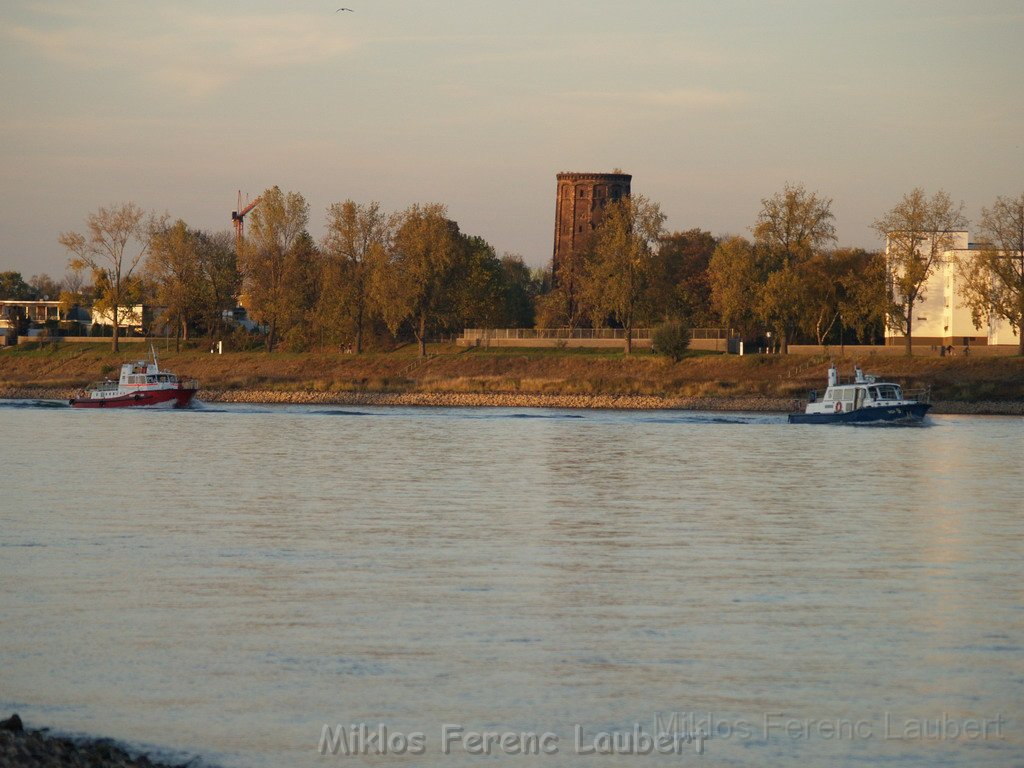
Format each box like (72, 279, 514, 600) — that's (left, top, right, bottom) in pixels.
(1, 402, 1021, 766)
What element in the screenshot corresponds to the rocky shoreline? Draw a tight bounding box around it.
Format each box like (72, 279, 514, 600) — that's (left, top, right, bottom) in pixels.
(0, 714, 206, 768)
(1, 386, 1021, 414)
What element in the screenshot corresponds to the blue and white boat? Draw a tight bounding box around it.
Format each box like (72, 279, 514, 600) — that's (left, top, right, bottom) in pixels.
(788, 365, 931, 425)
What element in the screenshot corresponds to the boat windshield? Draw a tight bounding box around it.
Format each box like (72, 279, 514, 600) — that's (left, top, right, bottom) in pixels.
(870, 385, 901, 400)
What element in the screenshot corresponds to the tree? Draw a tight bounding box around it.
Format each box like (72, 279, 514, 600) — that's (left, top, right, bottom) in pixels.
(239, 186, 312, 352)
(370, 203, 458, 357)
(536, 255, 587, 331)
(650, 229, 718, 326)
(835, 249, 887, 345)
(0, 271, 36, 300)
(318, 200, 392, 353)
(873, 188, 968, 355)
(196, 230, 241, 339)
(752, 183, 836, 352)
(956, 193, 1024, 355)
(757, 264, 810, 351)
(59, 202, 152, 351)
(147, 219, 203, 350)
(28, 273, 61, 300)
(498, 254, 540, 328)
(652, 320, 691, 362)
(708, 236, 760, 339)
(579, 194, 666, 354)
(753, 183, 836, 269)
(446, 234, 506, 331)
(797, 253, 841, 345)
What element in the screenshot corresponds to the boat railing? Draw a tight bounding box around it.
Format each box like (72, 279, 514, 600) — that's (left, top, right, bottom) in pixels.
(904, 386, 932, 403)
(88, 380, 119, 392)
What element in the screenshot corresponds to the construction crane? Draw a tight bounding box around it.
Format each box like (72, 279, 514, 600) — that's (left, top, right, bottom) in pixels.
(231, 191, 261, 258)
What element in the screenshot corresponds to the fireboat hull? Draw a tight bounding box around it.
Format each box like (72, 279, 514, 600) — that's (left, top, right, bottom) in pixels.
(788, 402, 931, 425)
(69, 388, 197, 409)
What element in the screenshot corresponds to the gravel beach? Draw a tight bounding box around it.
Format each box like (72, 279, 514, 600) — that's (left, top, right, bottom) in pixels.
(2, 386, 1021, 414)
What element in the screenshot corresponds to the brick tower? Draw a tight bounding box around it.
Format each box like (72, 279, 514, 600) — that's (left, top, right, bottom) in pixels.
(551, 171, 631, 285)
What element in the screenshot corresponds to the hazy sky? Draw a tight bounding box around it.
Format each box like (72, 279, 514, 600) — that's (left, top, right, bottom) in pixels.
(2, 0, 1022, 278)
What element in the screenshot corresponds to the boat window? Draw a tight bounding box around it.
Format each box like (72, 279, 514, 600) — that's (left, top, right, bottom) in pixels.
(147, 375, 156, 383)
(876, 385, 899, 400)
(158, 374, 168, 382)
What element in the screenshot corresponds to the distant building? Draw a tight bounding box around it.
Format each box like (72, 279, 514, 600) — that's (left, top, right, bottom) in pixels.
(884, 230, 1021, 348)
(551, 171, 631, 286)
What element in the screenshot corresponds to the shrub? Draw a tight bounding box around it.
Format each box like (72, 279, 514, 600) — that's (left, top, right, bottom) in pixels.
(652, 321, 691, 362)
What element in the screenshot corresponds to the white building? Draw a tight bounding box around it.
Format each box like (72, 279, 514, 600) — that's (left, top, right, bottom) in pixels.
(885, 231, 1021, 349)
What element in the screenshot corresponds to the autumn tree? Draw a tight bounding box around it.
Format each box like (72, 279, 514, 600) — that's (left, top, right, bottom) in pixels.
(708, 236, 760, 339)
(752, 183, 836, 352)
(536, 254, 587, 331)
(873, 188, 968, 355)
(147, 219, 203, 350)
(317, 200, 392, 353)
(579, 194, 666, 353)
(370, 203, 458, 357)
(956, 193, 1024, 355)
(239, 186, 312, 351)
(59, 202, 152, 351)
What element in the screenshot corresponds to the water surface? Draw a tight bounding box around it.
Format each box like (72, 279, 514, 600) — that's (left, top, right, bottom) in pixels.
(1, 403, 1021, 766)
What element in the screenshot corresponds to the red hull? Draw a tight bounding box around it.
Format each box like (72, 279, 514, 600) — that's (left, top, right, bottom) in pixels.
(70, 387, 197, 409)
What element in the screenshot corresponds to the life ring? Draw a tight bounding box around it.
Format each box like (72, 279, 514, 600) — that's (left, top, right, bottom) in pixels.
(834, 401, 843, 413)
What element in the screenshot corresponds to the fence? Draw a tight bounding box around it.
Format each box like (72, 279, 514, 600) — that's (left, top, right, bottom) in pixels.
(462, 328, 653, 341)
(458, 328, 735, 350)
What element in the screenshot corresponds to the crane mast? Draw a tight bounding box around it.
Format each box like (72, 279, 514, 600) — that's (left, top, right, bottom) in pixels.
(231, 190, 262, 257)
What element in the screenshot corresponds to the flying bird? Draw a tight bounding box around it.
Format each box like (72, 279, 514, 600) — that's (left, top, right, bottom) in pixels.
(336, 7, 354, 11)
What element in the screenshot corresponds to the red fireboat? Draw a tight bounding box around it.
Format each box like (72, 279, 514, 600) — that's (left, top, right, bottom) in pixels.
(70, 348, 198, 409)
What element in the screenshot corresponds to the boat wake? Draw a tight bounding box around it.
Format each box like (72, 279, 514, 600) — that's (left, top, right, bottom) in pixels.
(0, 399, 69, 409)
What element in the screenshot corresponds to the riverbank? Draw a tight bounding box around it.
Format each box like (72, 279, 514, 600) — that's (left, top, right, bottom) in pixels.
(1, 343, 1021, 412)
(0, 714, 208, 768)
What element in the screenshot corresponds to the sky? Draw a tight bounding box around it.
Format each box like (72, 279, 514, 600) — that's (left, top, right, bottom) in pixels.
(2, 0, 1023, 279)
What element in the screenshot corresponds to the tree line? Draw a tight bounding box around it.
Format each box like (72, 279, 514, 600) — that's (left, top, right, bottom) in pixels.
(13, 184, 1022, 356)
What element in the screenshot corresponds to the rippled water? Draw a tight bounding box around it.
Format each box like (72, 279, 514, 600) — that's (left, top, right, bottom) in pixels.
(1, 402, 1021, 767)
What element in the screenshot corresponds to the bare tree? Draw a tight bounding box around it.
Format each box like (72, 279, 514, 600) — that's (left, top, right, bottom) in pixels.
(873, 188, 968, 355)
(956, 193, 1024, 355)
(59, 202, 152, 351)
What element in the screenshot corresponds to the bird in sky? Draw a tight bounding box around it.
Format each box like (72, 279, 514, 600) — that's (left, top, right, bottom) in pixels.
(336, 7, 354, 11)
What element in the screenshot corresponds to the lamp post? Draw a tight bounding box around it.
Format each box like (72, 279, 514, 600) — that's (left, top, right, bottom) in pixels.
(766, 331, 772, 355)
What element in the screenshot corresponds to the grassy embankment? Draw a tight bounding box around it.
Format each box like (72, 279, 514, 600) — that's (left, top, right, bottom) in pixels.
(1, 342, 1022, 409)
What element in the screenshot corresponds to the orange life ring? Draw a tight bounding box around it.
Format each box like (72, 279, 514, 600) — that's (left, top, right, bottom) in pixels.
(834, 401, 843, 413)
